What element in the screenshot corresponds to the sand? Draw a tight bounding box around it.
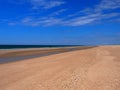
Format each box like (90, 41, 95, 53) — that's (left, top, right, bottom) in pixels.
(0, 46, 120, 90)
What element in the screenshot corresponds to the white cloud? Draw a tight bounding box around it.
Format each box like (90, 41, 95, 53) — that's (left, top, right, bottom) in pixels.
(96, 0, 120, 11)
(31, 0, 65, 9)
(10, 0, 65, 9)
(64, 14, 100, 26)
(49, 9, 67, 16)
(101, 13, 120, 19)
(19, 17, 62, 26)
(8, 13, 120, 27)
(8, 0, 120, 27)
(41, 18, 62, 26)
(65, 13, 120, 26)
(17, 12, 119, 27)
(74, 0, 120, 15)
(62, 0, 120, 26)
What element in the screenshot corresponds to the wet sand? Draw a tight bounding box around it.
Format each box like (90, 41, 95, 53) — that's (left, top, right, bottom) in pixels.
(0, 46, 94, 64)
(0, 46, 120, 90)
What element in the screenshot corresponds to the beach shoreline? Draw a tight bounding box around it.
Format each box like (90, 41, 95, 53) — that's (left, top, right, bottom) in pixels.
(0, 46, 95, 64)
(0, 45, 120, 90)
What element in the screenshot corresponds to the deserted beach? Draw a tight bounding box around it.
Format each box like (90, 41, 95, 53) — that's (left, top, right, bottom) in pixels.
(0, 0, 120, 90)
(0, 46, 120, 90)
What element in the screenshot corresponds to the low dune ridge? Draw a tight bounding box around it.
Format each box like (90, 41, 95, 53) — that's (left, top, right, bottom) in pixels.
(0, 46, 120, 90)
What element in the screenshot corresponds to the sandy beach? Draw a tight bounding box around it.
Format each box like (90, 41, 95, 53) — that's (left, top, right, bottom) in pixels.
(0, 46, 120, 90)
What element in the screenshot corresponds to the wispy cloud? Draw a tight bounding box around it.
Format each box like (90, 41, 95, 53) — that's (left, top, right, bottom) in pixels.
(48, 9, 67, 16)
(62, 0, 120, 26)
(64, 14, 100, 26)
(82, 0, 120, 14)
(19, 17, 62, 26)
(16, 12, 119, 27)
(31, 0, 65, 9)
(63, 12, 120, 26)
(10, 0, 65, 9)
(96, 0, 120, 11)
(8, 0, 120, 27)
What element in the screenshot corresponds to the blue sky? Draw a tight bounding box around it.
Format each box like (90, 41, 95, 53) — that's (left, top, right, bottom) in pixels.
(0, 0, 120, 45)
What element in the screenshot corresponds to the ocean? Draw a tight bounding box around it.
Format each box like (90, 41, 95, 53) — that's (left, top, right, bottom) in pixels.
(0, 45, 79, 49)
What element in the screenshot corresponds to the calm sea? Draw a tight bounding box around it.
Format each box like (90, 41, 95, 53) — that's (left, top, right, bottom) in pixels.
(0, 45, 79, 49)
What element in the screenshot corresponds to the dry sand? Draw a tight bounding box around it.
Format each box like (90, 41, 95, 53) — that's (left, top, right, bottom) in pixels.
(0, 46, 120, 90)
